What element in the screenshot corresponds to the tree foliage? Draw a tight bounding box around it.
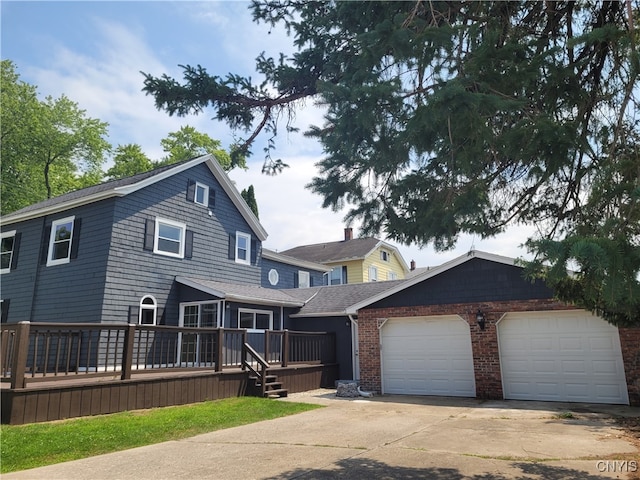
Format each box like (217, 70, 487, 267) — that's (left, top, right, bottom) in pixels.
(142, 1, 640, 325)
(1, 60, 110, 213)
(158, 125, 245, 171)
(106, 144, 154, 180)
(241, 184, 260, 219)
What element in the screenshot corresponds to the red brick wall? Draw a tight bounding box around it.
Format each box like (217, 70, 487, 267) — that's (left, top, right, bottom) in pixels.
(358, 300, 640, 406)
(619, 328, 640, 406)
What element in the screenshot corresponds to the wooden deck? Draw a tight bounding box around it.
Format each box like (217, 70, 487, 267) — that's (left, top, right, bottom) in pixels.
(2, 363, 338, 425)
(1, 323, 338, 424)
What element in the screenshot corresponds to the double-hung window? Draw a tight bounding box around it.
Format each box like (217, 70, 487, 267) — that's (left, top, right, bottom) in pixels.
(47, 216, 75, 266)
(1, 231, 16, 273)
(154, 218, 186, 258)
(235, 231, 251, 264)
(369, 265, 378, 282)
(297, 270, 310, 288)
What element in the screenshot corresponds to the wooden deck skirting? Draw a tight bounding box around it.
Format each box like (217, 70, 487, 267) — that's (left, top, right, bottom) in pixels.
(1, 322, 338, 424)
(1, 364, 339, 425)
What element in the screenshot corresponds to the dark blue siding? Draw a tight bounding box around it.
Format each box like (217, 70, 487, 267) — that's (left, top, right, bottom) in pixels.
(370, 258, 553, 309)
(261, 258, 325, 289)
(3, 200, 114, 323)
(102, 163, 262, 324)
(1, 218, 44, 322)
(289, 315, 353, 380)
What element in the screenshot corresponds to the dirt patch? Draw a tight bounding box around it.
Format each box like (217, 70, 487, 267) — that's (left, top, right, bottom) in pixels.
(615, 417, 640, 480)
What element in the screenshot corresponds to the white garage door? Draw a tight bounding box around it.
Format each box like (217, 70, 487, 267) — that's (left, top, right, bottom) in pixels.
(499, 310, 628, 404)
(381, 316, 475, 397)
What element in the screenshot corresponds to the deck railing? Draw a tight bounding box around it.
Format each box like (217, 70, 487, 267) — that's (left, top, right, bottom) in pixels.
(0, 322, 336, 389)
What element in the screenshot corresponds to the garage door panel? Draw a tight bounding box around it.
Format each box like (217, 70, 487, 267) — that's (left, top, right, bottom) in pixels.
(562, 360, 586, 374)
(382, 316, 475, 397)
(499, 311, 628, 404)
(592, 360, 619, 375)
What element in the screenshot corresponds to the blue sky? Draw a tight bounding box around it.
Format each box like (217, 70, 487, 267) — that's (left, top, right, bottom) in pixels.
(1, 1, 534, 268)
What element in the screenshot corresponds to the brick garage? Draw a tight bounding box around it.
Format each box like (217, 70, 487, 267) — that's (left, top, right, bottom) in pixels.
(352, 252, 639, 406)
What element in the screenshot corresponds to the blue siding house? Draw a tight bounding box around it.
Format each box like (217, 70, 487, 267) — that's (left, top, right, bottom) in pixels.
(0, 155, 321, 331)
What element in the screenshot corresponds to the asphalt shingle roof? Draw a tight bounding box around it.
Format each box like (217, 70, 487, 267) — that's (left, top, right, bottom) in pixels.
(288, 280, 405, 317)
(176, 276, 406, 316)
(281, 237, 381, 263)
(3, 161, 181, 220)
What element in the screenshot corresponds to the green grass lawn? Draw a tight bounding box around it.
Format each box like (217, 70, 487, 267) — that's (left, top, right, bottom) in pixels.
(1, 397, 321, 473)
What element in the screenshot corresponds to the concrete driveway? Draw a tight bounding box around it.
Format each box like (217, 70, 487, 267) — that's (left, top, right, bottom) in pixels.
(5, 389, 639, 480)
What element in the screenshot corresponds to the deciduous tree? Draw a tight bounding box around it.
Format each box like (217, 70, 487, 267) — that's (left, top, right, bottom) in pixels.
(106, 144, 154, 180)
(1, 60, 110, 213)
(158, 125, 245, 171)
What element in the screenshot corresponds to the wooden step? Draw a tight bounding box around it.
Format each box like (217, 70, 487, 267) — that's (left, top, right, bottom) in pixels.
(264, 388, 288, 398)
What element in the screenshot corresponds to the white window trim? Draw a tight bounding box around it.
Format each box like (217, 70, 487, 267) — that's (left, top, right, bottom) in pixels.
(1, 230, 16, 274)
(235, 231, 251, 265)
(381, 250, 390, 261)
(369, 265, 378, 282)
(268, 268, 279, 286)
(179, 301, 222, 327)
(194, 182, 209, 207)
(47, 216, 75, 267)
(238, 308, 273, 331)
(388, 271, 398, 280)
(153, 217, 186, 259)
(298, 270, 310, 288)
(139, 295, 158, 325)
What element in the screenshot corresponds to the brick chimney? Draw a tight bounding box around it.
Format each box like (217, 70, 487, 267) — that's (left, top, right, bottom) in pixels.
(410, 259, 416, 271)
(344, 227, 353, 241)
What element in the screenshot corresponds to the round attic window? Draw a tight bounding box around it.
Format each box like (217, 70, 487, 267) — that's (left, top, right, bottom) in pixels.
(268, 269, 279, 286)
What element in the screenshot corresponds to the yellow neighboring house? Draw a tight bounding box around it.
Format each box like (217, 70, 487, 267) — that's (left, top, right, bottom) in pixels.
(281, 228, 410, 285)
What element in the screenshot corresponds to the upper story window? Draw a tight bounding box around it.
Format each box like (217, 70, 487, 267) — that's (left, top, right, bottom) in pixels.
(381, 250, 390, 261)
(187, 179, 215, 208)
(154, 218, 186, 258)
(297, 270, 310, 288)
(47, 216, 75, 266)
(388, 271, 398, 280)
(268, 269, 279, 286)
(1, 230, 16, 273)
(235, 231, 251, 265)
(328, 266, 346, 285)
(194, 182, 209, 206)
(369, 265, 378, 282)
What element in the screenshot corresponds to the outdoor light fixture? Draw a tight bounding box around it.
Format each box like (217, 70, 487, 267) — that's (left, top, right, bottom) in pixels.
(476, 309, 486, 331)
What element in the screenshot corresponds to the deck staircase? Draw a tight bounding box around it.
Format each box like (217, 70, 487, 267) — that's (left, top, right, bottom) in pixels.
(242, 343, 288, 398)
(250, 373, 288, 398)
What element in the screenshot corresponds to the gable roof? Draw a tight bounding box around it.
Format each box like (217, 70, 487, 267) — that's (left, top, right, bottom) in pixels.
(345, 250, 518, 314)
(179, 251, 521, 317)
(281, 237, 409, 272)
(1, 155, 268, 241)
(261, 248, 331, 272)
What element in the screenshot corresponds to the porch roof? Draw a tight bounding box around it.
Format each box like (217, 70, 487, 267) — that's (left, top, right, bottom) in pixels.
(176, 277, 308, 307)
